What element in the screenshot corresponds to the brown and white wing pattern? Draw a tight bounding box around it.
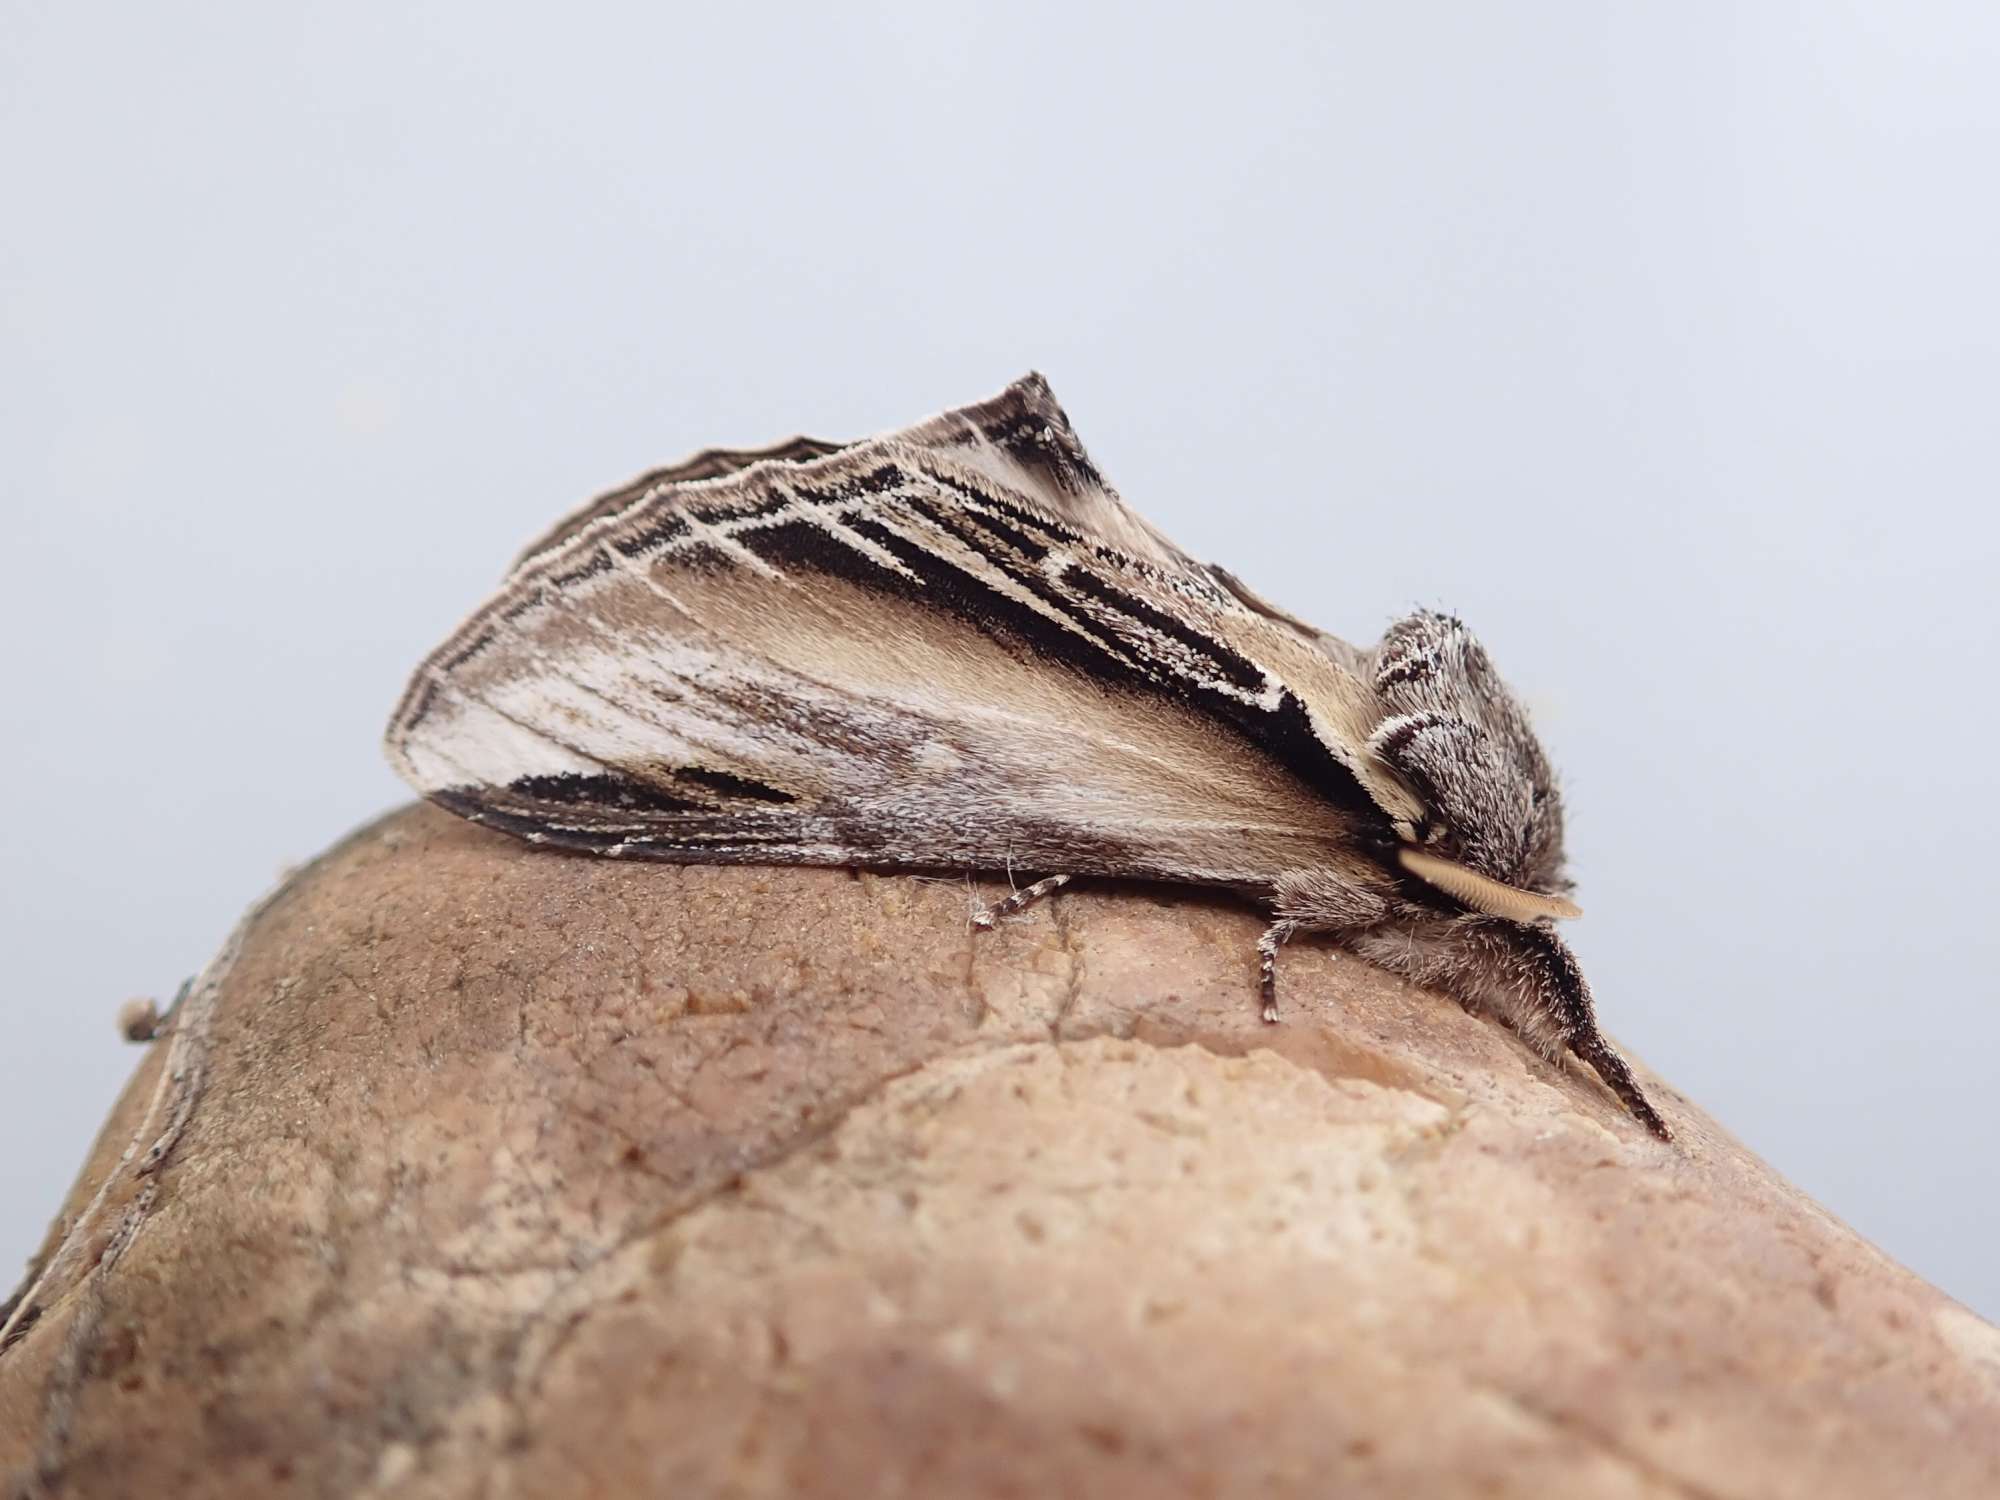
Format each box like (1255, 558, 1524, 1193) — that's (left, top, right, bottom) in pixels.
(386, 377, 1414, 888)
(510, 434, 845, 571)
(514, 372, 1189, 576)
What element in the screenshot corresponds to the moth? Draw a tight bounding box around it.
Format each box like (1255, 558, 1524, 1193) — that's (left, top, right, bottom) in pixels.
(386, 374, 1670, 1140)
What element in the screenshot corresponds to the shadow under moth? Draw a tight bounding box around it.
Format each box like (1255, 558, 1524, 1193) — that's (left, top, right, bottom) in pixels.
(386, 374, 1670, 1140)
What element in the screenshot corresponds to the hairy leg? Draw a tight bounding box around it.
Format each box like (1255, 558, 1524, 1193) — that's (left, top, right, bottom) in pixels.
(1342, 916, 1671, 1140)
(1259, 866, 1396, 1023)
(970, 873, 1073, 930)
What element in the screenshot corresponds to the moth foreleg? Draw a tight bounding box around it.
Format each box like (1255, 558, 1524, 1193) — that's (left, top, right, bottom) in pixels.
(1566, 1025, 1670, 1142)
(970, 873, 1073, 930)
(1494, 924, 1670, 1140)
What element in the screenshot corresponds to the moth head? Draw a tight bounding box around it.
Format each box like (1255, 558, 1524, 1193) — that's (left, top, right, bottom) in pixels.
(1367, 610, 1573, 917)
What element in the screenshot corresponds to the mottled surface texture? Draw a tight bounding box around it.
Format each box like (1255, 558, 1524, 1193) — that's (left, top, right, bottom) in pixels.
(4, 806, 1997, 1499)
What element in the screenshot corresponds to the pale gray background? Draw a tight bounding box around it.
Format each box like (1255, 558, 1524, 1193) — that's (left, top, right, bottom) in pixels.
(4, 4, 1996, 1320)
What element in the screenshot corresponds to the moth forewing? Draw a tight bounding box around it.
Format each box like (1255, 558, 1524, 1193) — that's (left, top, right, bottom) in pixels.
(387, 373, 1670, 1140)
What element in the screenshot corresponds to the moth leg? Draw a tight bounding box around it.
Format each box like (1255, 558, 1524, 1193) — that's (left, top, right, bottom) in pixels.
(1567, 1026, 1670, 1143)
(970, 873, 1073, 930)
(1345, 918, 1672, 1141)
(1260, 867, 1396, 1025)
(1257, 919, 1300, 1023)
(1498, 924, 1670, 1141)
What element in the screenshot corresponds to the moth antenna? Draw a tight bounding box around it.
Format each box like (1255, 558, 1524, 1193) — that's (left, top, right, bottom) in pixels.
(1397, 847, 1581, 922)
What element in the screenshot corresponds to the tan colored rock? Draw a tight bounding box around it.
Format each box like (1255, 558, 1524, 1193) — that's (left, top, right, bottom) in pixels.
(3, 805, 1996, 1499)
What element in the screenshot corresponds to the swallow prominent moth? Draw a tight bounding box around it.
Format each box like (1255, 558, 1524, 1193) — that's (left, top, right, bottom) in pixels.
(387, 375, 1668, 1138)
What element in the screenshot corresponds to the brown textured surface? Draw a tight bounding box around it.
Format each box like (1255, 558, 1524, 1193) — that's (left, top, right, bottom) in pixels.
(3, 804, 1997, 1499)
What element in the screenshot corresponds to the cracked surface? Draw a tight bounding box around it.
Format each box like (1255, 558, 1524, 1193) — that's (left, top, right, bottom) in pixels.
(2, 804, 1996, 1498)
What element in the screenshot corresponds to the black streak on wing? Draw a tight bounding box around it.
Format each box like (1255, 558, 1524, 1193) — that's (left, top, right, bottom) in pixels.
(548, 551, 615, 589)
(612, 512, 690, 559)
(977, 402, 1107, 496)
(442, 628, 500, 673)
(519, 436, 845, 567)
(509, 772, 705, 815)
(672, 767, 798, 803)
(1057, 565, 1265, 692)
(954, 503, 1052, 562)
(924, 468, 1083, 553)
(490, 769, 800, 834)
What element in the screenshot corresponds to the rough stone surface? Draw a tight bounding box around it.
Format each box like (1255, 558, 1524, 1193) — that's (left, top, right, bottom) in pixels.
(3, 805, 1997, 1499)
